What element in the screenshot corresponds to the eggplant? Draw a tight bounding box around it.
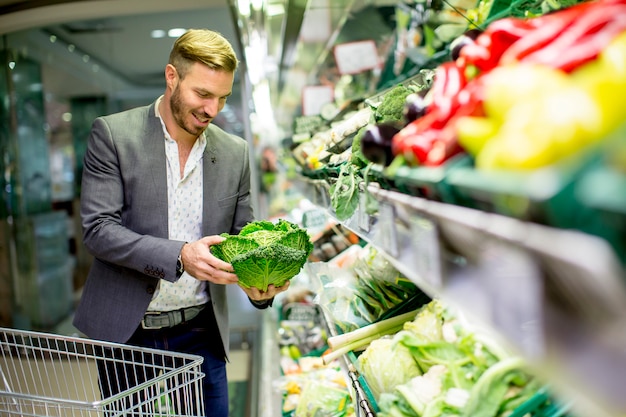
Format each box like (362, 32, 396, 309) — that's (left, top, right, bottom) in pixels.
(403, 93, 427, 123)
(360, 123, 401, 166)
(450, 28, 483, 61)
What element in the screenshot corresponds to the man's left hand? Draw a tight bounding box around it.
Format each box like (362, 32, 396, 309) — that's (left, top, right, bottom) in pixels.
(241, 281, 291, 302)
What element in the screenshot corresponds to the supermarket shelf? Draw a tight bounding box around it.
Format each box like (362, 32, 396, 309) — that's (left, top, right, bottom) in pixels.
(295, 175, 626, 417)
(318, 302, 376, 417)
(256, 309, 284, 417)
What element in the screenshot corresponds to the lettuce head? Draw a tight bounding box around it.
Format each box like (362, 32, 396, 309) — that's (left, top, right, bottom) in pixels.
(211, 219, 314, 291)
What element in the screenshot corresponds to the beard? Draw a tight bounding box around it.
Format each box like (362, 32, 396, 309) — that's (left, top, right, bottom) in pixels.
(170, 85, 208, 137)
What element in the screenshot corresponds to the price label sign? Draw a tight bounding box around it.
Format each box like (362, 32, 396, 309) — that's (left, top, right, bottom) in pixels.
(302, 85, 334, 116)
(410, 216, 442, 288)
(302, 209, 327, 231)
(376, 202, 398, 257)
(479, 242, 544, 358)
(333, 40, 380, 75)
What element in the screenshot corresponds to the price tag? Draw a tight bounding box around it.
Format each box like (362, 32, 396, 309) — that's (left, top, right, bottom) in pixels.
(376, 202, 398, 257)
(479, 242, 544, 358)
(357, 192, 371, 233)
(333, 40, 380, 75)
(282, 303, 320, 323)
(410, 216, 442, 288)
(302, 209, 327, 231)
(302, 85, 334, 116)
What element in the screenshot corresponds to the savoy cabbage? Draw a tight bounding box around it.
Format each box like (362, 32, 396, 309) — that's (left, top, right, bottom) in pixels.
(211, 219, 314, 291)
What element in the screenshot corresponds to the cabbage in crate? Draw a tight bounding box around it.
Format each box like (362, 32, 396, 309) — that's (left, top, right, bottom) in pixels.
(211, 219, 314, 291)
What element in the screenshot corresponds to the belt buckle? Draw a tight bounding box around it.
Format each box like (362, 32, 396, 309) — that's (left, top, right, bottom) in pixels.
(142, 311, 166, 329)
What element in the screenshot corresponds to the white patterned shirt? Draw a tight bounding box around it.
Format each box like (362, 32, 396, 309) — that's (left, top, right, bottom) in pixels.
(147, 96, 209, 312)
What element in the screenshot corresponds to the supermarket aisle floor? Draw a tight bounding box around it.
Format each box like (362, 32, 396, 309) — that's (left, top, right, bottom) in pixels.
(228, 349, 251, 417)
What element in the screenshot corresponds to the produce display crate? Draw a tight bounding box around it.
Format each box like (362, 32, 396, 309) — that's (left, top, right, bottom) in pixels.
(365, 164, 396, 191)
(575, 158, 626, 267)
(483, 0, 514, 24)
(508, 386, 572, 417)
(444, 147, 599, 230)
(299, 163, 343, 181)
(348, 353, 573, 417)
(391, 154, 473, 203)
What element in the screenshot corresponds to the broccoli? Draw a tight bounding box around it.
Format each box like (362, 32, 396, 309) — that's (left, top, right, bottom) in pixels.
(374, 85, 414, 124)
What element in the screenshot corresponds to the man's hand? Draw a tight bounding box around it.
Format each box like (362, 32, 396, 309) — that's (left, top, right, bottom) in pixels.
(180, 235, 239, 284)
(240, 281, 291, 302)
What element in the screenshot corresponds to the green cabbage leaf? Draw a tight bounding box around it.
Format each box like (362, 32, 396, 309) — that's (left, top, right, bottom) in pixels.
(211, 219, 314, 291)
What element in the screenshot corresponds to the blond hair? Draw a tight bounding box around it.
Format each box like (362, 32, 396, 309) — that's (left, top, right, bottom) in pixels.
(169, 29, 239, 78)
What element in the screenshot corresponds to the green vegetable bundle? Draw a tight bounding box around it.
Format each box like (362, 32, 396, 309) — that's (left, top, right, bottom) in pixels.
(211, 219, 314, 291)
(367, 300, 543, 417)
(317, 245, 423, 333)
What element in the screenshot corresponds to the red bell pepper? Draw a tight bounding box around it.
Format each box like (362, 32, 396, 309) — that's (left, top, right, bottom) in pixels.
(520, 3, 626, 71)
(427, 62, 467, 129)
(497, 3, 592, 65)
(391, 71, 486, 166)
(423, 128, 465, 166)
(391, 112, 440, 161)
(458, 18, 540, 72)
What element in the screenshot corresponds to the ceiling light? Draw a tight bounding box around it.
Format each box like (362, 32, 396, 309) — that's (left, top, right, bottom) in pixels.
(151, 29, 166, 39)
(238, 0, 250, 16)
(168, 28, 187, 38)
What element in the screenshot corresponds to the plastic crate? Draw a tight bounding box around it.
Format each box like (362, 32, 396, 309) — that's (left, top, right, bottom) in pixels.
(22, 259, 74, 329)
(349, 360, 572, 417)
(484, 0, 514, 24)
(575, 167, 626, 266)
(445, 147, 599, 229)
(392, 154, 473, 203)
(366, 164, 396, 191)
(508, 386, 572, 417)
(299, 164, 343, 181)
(15, 211, 70, 272)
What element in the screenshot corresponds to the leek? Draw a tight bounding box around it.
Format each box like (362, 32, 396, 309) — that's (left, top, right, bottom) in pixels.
(322, 324, 404, 365)
(322, 309, 420, 365)
(327, 309, 420, 349)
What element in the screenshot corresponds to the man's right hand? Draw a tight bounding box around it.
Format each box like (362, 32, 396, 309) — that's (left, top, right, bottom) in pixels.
(180, 236, 239, 284)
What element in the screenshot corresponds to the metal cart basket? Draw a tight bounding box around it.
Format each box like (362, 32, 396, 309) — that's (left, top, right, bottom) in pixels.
(0, 327, 205, 417)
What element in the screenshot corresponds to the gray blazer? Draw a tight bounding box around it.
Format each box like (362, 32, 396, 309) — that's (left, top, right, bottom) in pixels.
(73, 101, 254, 356)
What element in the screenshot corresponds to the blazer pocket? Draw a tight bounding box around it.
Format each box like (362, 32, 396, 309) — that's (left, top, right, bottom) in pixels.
(217, 193, 238, 208)
(94, 257, 122, 273)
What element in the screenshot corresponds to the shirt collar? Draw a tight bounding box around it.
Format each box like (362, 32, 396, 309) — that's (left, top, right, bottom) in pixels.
(154, 95, 207, 147)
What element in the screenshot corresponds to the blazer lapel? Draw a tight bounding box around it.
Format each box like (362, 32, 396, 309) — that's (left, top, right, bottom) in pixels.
(202, 126, 219, 236)
(143, 102, 169, 238)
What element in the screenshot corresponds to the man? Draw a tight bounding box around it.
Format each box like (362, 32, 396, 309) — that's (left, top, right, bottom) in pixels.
(73, 29, 288, 416)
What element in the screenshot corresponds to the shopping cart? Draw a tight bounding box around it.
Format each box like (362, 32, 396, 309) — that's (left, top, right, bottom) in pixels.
(0, 327, 205, 417)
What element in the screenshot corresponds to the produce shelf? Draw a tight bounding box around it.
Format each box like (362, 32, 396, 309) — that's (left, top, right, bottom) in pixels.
(294, 174, 626, 417)
(317, 301, 376, 417)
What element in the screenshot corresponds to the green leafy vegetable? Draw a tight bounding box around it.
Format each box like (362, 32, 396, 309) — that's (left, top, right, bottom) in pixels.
(350, 126, 370, 169)
(329, 163, 362, 220)
(358, 337, 422, 401)
(211, 219, 313, 291)
(374, 300, 544, 417)
(295, 379, 353, 417)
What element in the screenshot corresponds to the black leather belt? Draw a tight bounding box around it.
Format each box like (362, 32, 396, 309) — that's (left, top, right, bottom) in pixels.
(141, 304, 206, 329)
